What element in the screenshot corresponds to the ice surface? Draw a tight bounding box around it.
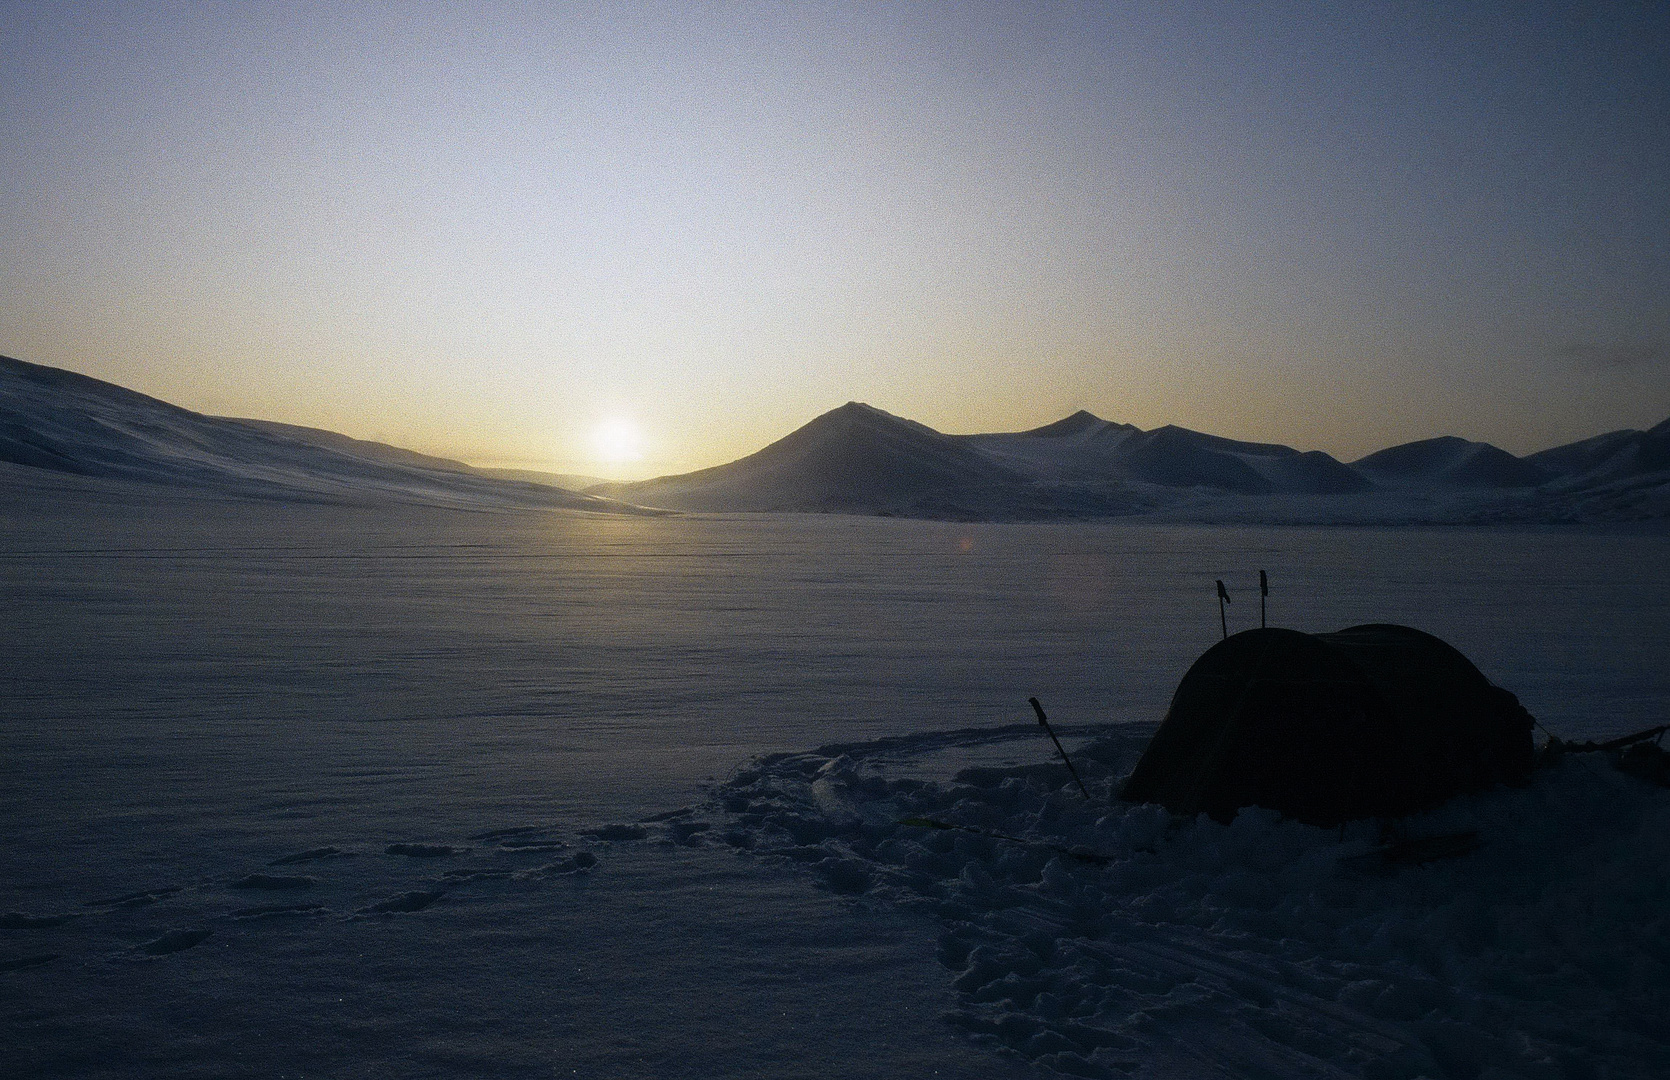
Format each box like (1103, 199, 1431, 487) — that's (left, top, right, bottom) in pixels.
(2, 495, 1667, 1076)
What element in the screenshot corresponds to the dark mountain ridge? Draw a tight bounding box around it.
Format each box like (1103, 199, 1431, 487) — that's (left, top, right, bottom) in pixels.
(1352, 436, 1551, 488)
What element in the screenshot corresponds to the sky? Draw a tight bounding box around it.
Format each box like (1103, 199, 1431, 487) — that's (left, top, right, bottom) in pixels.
(1, 1, 1667, 479)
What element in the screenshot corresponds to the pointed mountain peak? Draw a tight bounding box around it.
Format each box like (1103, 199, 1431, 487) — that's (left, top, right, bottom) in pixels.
(801, 401, 945, 439)
(1015, 410, 1119, 438)
(818, 401, 902, 423)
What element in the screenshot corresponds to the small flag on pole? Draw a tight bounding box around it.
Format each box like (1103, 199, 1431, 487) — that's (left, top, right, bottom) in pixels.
(1259, 569, 1268, 628)
(1216, 579, 1230, 639)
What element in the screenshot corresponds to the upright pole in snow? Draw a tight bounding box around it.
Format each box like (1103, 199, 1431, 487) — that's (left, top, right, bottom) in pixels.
(1029, 697, 1091, 800)
(1216, 579, 1230, 640)
(1260, 569, 1268, 629)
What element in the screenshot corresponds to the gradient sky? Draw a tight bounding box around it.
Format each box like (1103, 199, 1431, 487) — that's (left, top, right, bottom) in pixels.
(2, 2, 1666, 478)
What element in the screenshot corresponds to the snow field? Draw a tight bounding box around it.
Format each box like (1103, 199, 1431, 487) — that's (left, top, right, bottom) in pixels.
(675, 724, 1670, 1079)
(4, 502, 1667, 1076)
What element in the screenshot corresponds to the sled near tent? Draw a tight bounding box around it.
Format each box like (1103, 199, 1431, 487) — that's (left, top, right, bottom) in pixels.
(1120, 624, 1537, 826)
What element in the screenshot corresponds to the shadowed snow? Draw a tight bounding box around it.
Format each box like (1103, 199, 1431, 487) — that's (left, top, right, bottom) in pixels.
(699, 723, 1670, 1079)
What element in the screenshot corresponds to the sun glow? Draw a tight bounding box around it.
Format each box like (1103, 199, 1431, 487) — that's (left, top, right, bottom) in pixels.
(590, 417, 645, 464)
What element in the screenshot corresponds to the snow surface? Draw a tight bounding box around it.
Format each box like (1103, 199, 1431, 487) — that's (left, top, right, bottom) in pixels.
(3, 495, 1668, 1077)
(694, 722, 1670, 1078)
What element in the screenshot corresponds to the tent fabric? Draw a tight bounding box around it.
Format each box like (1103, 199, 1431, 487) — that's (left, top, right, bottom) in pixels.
(1120, 624, 1536, 826)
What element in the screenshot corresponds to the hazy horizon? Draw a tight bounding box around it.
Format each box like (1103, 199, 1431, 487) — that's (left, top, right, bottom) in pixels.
(3, 3, 1667, 480)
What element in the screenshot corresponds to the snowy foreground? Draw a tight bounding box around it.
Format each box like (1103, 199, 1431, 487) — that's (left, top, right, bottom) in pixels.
(700, 723, 1670, 1078)
(8, 722, 1664, 1078)
(3, 497, 1668, 1077)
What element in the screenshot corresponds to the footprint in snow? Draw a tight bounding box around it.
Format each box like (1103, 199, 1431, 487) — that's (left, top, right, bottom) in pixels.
(468, 826, 570, 851)
(515, 852, 597, 878)
(355, 890, 446, 916)
(84, 886, 182, 909)
(135, 929, 212, 956)
(385, 843, 463, 858)
(1, 954, 60, 972)
(0, 911, 79, 929)
(638, 807, 695, 823)
(230, 903, 328, 920)
(267, 847, 352, 866)
(666, 821, 712, 845)
(229, 874, 316, 890)
(469, 826, 547, 841)
(581, 824, 646, 842)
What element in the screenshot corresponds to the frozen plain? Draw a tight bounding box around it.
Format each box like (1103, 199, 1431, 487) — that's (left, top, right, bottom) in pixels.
(2, 478, 1668, 1078)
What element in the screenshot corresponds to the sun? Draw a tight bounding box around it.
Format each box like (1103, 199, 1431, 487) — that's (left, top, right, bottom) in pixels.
(590, 417, 645, 464)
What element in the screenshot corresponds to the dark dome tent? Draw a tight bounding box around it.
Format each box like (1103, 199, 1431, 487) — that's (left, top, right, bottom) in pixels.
(1120, 624, 1536, 826)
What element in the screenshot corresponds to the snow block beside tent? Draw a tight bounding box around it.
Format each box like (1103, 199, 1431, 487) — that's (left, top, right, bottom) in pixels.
(1121, 624, 1536, 825)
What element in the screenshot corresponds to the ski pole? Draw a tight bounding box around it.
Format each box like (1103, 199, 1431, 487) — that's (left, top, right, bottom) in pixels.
(1028, 697, 1091, 799)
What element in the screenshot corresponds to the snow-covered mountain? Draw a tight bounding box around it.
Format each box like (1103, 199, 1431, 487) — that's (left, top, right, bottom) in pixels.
(1527, 419, 1670, 486)
(968, 417, 1371, 495)
(0, 355, 658, 513)
(6, 356, 1665, 524)
(593, 401, 1070, 516)
(1351, 436, 1551, 489)
(605, 402, 1670, 525)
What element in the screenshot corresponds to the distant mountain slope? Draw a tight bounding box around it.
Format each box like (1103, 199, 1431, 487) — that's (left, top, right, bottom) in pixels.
(959, 410, 1141, 482)
(605, 401, 1670, 523)
(231, 417, 483, 475)
(6, 355, 1666, 524)
(470, 466, 608, 490)
(608, 404, 1373, 514)
(1527, 423, 1670, 487)
(0, 356, 658, 513)
(1352, 435, 1550, 488)
(1113, 426, 1275, 493)
(965, 415, 1367, 494)
(598, 402, 1062, 515)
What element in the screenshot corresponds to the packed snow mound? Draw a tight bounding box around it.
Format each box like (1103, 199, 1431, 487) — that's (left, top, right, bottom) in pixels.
(692, 724, 1670, 1079)
(0, 356, 659, 513)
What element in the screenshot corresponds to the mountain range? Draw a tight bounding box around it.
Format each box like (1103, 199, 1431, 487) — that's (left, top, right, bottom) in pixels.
(0, 355, 657, 514)
(597, 401, 1670, 525)
(4, 355, 1667, 525)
